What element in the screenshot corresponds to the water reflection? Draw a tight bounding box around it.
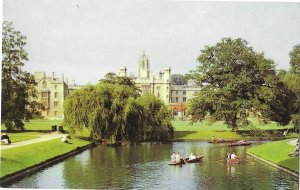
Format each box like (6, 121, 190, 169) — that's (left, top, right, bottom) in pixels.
(5, 142, 299, 189)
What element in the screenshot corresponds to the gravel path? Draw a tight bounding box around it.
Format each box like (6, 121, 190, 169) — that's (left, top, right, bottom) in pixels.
(1, 132, 62, 150)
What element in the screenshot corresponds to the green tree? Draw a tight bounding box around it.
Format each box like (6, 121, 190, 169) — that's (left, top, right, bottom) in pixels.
(282, 44, 300, 129)
(289, 44, 300, 74)
(171, 74, 187, 85)
(63, 82, 173, 142)
(188, 38, 287, 130)
(1, 21, 42, 131)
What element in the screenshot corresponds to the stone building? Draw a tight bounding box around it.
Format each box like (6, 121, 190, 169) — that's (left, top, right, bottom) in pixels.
(34, 72, 68, 119)
(118, 52, 201, 118)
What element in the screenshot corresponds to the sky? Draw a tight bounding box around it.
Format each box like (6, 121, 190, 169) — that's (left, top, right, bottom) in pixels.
(3, 0, 300, 85)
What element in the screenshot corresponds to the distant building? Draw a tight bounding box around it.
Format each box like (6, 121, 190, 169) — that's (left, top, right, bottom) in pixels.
(118, 52, 201, 118)
(34, 72, 68, 119)
(34, 52, 201, 119)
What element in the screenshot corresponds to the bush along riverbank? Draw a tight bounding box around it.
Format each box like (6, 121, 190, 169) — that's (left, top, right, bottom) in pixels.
(0, 137, 93, 183)
(247, 139, 299, 174)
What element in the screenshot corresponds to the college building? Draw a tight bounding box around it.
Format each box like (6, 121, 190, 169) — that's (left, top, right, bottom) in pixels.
(34, 52, 201, 119)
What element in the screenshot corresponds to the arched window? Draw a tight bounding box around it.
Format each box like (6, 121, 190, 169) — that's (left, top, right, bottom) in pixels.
(42, 81, 47, 89)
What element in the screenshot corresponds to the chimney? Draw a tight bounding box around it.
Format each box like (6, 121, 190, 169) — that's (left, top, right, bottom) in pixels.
(52, 72, 55, 80)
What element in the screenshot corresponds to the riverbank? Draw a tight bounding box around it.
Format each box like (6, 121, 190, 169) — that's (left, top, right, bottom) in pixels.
(247, 139, 299, 174)
(0, 137, 92, 180)
(172, 120, 298, 141)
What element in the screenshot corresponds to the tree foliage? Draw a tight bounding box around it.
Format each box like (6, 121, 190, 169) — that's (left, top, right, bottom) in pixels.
(171, 74, 188, 85)
(63, 80, 173, 142)
(1, 21, 42, 131)
(281, 44, 300, 129)
(188, 38, 290, 130)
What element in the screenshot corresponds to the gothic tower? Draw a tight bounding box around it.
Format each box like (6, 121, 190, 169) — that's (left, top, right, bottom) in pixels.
(138, 51, 150, 79)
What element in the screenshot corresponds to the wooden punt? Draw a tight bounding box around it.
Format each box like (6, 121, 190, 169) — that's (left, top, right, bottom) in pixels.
(168, 159, 186, 165)
(208, 139, 238, 143)
(226, 158, 240, 164)
(185, 155, 204, 163)
(228, 142, 252, 147)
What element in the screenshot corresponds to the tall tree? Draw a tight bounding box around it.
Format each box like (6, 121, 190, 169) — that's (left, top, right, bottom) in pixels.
(282, 44, 300, 130)
(2, 21, 41, 131)
(63, 82, 173, 142)
(188, 38, 286, 130)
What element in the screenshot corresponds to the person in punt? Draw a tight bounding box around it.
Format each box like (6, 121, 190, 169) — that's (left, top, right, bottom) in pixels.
(231, 152, 237, 159)
(171, 152, 176, 163)
(189, 153, 196, 160)
(175, 152, 182, 163)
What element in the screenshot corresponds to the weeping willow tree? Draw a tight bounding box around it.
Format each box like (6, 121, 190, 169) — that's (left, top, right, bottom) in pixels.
(63, 82, 173, 142)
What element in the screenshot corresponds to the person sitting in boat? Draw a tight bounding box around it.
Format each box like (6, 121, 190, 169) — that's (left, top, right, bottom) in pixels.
(238, 140, 244, 144)
(231, 152, 237, 159)
(189, 153, 196, 160)
(171, 152, 176, 163)
(219, 137, 223, 141)
(211, 136, 215, 141)
(175, 152, 181, 163)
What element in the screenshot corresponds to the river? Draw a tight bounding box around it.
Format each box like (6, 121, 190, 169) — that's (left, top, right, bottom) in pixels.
(5, 141, 299, 189)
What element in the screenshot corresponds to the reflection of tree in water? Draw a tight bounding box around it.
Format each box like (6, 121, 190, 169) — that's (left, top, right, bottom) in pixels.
(63, 143, 172, 189)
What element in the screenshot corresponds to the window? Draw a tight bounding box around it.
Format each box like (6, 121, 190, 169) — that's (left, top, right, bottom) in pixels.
(42, 81, 47, 89)
(55, 92, 58, 98)
(42, 92, 48, 98)
(176, 97, 178, 102)
(183, 97, 186, 102)
(54, 101, 58, 107)
(174, 111, 178, 116)
(176, 91, 178, 95)
(55, 85, 58, 90)
(54, 111, 57, 116)
(183, 91, 186, 95)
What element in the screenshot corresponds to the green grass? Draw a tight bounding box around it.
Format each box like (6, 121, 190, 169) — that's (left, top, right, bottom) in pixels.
(247, 139, 299, 173)
(7, 132, 40, 143)
(172, 119, 294, 132)
(172, 119, 295, 140)
(23, 119, 62, 130)
(1, 119, 63, 131)
(0, 137, 92, 178)
(175, 130, 241, 140)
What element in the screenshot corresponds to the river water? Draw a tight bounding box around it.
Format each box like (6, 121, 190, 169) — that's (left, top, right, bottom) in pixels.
(5, 141, 299, 189)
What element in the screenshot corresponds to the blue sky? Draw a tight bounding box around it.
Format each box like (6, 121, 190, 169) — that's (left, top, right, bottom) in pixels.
(3, 0, 300, 84)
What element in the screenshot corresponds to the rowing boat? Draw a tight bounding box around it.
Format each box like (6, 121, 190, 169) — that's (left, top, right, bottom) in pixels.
(208, 139, 238, 143)
(226, 158, 240, 164)
(228, 142, 252, 147)
(185, 155, 204, 163)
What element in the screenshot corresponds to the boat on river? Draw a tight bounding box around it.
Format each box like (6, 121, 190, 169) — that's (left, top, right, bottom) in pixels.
(208, 139, 238, 143)
(184, 155, 204, 163)
(168, 159, 186, 165)
(227, 158, 240, 164)
(228, 141, 252, 147)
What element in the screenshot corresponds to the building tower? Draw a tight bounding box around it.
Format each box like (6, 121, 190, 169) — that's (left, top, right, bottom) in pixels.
(118, 66, 127, 77)
(138, 51, 150, 79)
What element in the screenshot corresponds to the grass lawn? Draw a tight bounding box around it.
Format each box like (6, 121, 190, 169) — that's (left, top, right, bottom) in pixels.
(0, 137, 92, 178)
(172, 119, 295, 140)
(7, 132, 41, 143)
(172, 119, 294, 131)
(247, 139, 299, 173)
(175, 130, 241, 140)
(1, 120, 63, 131)
(23, 119, 62, 130)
